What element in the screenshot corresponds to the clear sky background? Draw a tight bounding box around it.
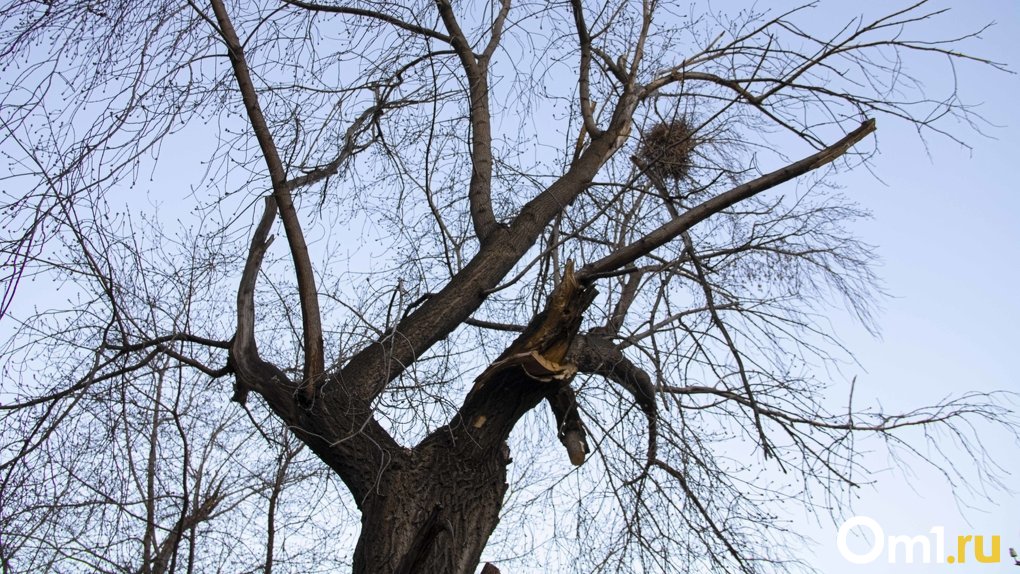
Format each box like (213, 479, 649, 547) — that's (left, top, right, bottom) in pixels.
(1, 1, 1016, 572)
(777, 0, 1020, 571)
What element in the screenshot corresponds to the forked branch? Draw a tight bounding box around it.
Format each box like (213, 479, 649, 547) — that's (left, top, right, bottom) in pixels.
(208, 0, 325, 386)
(435, 0, 500, 241)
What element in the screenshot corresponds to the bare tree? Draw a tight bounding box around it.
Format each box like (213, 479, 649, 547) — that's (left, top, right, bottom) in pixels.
(1, 1, 1016, 573)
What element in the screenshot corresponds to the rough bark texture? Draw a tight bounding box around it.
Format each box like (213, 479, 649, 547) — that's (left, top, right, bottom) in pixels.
(210, 4, 880, 571)
(348, 263, 596, 573)
(354, 428, 511, 574)
(232, 258, 597, 573)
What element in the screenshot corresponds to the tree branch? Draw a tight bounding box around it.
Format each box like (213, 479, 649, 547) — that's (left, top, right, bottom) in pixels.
(681, 232, 773, 459)
(572, 332, 658, 464)
(228, 196, 294, 410)
(546, 384, 589, 465)
(208, 0, 325, 388)
(280, 0, 451, 43)
(578, 118, 877, 280)
(435, 0, 499, 241)
(569, 0, 602, 138)
(634, 152, 774, 458)
(423, 263, 596, 458)
(337, 79, 642, 405)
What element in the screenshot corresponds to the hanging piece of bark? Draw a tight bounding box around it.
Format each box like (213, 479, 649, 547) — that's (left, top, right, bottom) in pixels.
(462, 261, 596, 464)
(470, 261, 595, 393)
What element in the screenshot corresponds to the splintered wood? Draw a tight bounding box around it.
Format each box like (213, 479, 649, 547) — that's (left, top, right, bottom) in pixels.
(471, 261, 595, 391)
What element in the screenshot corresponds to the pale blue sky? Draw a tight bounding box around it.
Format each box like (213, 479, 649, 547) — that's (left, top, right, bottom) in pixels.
(786, 0, 1020, 570)
(1, 1, 1016, 572)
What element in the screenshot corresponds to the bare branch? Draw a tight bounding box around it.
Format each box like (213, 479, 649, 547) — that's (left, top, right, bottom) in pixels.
(578, 119, 877, 280)
(435, 0, 499, 241)
(207, 0, 325, 385)
(280, 0, 451, 43)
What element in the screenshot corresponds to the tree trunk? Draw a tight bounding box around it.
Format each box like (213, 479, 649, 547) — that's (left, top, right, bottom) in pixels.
(352, 428, 512, 574)
(352, 262, 596, 574)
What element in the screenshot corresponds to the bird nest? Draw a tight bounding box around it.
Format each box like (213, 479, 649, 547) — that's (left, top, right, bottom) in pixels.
(637, 119, 697, 182)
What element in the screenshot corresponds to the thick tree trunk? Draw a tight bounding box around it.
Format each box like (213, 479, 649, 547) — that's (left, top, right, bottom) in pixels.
(350, 369, 550, 573)
(351, 373, 554, 573)
(234, 255, 595, 573)
(352, 438, 511, 574)
(350, 263, 597, 574)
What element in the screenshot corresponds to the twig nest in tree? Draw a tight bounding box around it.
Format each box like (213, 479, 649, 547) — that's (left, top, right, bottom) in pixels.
(638, 119, 696, 182)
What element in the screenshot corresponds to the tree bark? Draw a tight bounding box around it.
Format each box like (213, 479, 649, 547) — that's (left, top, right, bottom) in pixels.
(352, 263, 596, 573)
(353, 440, 510, 574)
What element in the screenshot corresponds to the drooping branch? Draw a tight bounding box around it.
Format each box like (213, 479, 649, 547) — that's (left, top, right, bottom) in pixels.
(572, 331, 658, 464)
(546, 384, 589, 466)
(0, 335, 230, 412)
(104, 333, 232, 352)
